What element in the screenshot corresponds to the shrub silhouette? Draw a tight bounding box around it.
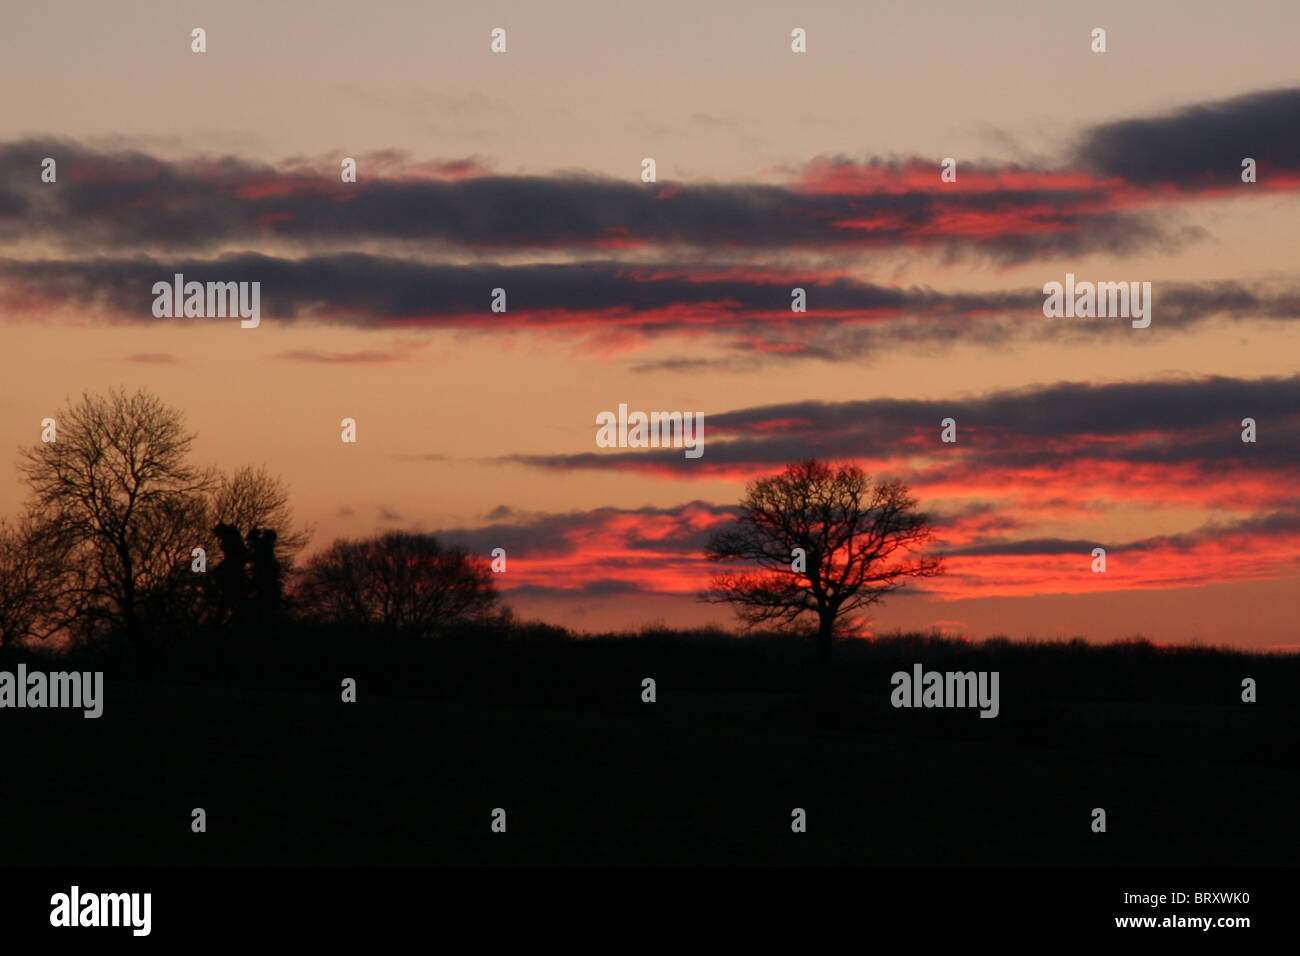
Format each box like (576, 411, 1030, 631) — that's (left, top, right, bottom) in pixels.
(293, 530, 500, 639)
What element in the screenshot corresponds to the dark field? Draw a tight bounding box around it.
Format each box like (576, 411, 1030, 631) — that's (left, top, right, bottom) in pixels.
(2, 629, 1296, 865)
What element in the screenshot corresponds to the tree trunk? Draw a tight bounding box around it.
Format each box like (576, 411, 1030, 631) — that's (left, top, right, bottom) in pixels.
(816, 611, 835, 673)
(119, 544, 138, 669)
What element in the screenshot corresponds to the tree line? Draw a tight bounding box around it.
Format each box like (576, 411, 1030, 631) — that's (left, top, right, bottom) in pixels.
(2, 389, 946, 678)
(0, 388, 502, 662)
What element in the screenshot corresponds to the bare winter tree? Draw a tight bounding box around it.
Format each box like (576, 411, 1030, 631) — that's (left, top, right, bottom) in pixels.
(18, 388, 214, 658)
(705, 459, 943, 670)
(208, 465, 313, 569)
(294, 531, 500, 638)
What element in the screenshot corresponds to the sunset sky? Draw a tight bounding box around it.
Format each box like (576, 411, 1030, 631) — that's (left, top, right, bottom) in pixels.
(1, 1, 1297, 646)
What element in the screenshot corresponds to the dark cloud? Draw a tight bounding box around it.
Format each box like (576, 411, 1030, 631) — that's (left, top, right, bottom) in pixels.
(946, 510, 1300, 557)
(1075, 87, 1300, 184)
(712, 375, 1300, 439)
(0, 136, 1235, 261)
(3, 91, 1297, 260)
(502, 375, 1300, 477)
(3, 255, 1296, 361)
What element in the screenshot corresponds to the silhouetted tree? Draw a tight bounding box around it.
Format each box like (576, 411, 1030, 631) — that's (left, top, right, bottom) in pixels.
(705, 459, 943, 671)
(294, 531, 500, 638)
(204, 522, 286, 638)
(247, 527, 284, 621)
(18, 388, 213, 661)
(209, 465, 312, 570)
(210, 522, 251, 624)
(0, 515, 72, 646)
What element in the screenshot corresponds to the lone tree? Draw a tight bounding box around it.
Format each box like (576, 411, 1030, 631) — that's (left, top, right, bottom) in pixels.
(705, 459, 943, 670)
